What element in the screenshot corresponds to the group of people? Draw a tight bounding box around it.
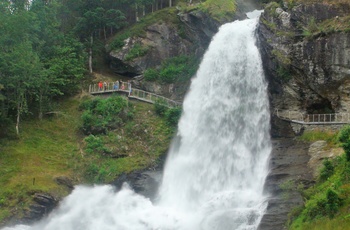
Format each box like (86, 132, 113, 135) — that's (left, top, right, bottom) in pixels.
(98, 80, 132, 96)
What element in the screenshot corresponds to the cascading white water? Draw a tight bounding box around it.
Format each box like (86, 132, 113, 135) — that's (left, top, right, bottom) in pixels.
(2, 11, 271, 230)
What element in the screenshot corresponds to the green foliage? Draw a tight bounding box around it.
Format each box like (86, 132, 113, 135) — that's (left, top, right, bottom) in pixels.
(196, 0, 236, 23)
(302, 188, 342, 221)
(154, 100, 168, 116)
(290, 125, 350, 228)
(279, 179, 295, 200)
(338, 125, 350, 161)
(144, 68, 159, 81)
(277, 66, 292, 82)
(164, 107, 182, 126)
(144, 55, 199, 83)
(80, 96, 133, 135)
(108, 32, 131, 50)
(297, 130, 337, 146)
(154, 100, 182, 127)
(319, 159, 335, 181)
(84, 135, 111, 155)
(109, 7, 179, 51)
(264, 2, 282, 17)
(325, 189, 342, 218)
(338, 125, 350, 143)
(81, 101, 175, 184)
(301, 15, 350, 38)
(125, 44, 150, 61)
(0, 1, 86, 133)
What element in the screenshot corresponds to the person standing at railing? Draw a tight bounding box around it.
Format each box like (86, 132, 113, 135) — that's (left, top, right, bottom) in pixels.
(114, 81, 119, 90)
(103, 81, 107, 91)
(98, 81, 103, 91)
(128, 80, 132, 96)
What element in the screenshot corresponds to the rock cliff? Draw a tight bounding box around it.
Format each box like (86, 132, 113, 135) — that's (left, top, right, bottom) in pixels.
(108, 0, 259, 100)
(258, 1, 350, 137)
(257, 1, 350, 229)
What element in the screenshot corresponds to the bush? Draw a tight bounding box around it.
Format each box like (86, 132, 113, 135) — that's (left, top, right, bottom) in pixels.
(144, 55, 199, 83)
(165, 107, 182, 127)
(325, 188, 342, 218)
(144, 68, 159, 81)
(319, 159, 335, 181)
(84, 135, 110, 155)
(338, 125, 350, 143)
(124, 44, 149, 61)
(338, 125, 350, 161)
(154, 100, 168, 116)
(80, 96, 133, 135)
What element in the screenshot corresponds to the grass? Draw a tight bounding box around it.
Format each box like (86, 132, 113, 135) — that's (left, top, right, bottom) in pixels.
(0, 96, 175, 224)
(178, 0, 236, 23)
(0, 98, 81, 224)
(297, 129, 338, 148)
(80, 100, 174, 183)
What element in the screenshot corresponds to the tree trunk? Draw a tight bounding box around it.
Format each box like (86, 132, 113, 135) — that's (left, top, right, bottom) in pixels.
(89, 34, 93, 74)
(16, 102, 20, 136)
(160, 0, 163, 9)
(169, 0, 172, 7)
(135, 3, 139, 22)
(38, 92, 43, 120)
(143, 6, 145, 17)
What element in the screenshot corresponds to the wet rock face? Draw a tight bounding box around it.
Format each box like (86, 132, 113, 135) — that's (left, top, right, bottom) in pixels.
(258, 2, 350, 135)
(108, 12, 219, 78)
(258, 3, 350, 229)
(111, 170, 162, 201)
(259, 139, 314, 230)
(108, 3, 261, 100)
(22, 193, 58, 224)
(109, 23, 194, 77)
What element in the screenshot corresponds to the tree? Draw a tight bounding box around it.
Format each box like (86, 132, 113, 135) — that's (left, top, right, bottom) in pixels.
(75, 4, 126, 73)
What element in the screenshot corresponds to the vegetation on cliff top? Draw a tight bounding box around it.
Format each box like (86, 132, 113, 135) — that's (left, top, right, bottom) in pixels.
(109, 0, 237, 52)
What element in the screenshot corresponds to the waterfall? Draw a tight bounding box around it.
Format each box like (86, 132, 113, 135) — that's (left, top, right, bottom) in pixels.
(2, 10, 271, 230)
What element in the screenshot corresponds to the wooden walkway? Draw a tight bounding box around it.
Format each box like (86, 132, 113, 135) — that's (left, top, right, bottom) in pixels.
(89, 82, 181, 108)
(275, 109, 350, 125)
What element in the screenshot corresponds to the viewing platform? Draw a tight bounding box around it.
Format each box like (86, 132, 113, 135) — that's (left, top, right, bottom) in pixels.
(275, 109, 350, 125)
(88, 82, 181, 108)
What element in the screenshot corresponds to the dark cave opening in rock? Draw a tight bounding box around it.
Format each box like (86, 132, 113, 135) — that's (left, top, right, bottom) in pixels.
(306, 99, 334, 114)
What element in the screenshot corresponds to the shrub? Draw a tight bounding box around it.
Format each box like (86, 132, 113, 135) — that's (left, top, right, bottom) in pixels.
(325, 188, 342, 218)
(154, 100, 168, 116)
(80, 96, 133, 135)
(144, 55, 199, 84)
(319, 159, 335, 181)
(84, 135, 110, 155)
(338, 125, 350, 143)
(144, 68, 159, 81)
(338, 125, 350, 161)
(165, 107, 182, 127)
(124, 44, 149, 61)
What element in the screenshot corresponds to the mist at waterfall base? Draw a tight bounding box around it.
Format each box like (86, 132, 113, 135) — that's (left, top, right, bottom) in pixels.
(3, 11, 271, 230)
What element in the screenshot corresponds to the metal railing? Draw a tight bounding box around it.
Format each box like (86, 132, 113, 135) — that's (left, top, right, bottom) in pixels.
(88, 82, 181, 108)
(89, 82, 130, 93)
(274, 109, 350, 124)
